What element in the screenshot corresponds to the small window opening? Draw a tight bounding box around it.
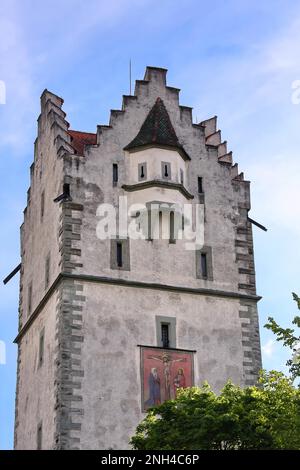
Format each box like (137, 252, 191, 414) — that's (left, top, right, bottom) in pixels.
(161, 324, 170, 348)
(198, 177, 203, 194)
(170, 211, 175, 242)
(41, 191, 45, 221)
(39, 330, 44, 368)
(116, 242, 123, 267)
(37, 422, 42, 450)
(201, 253, 208, 278)
(45, 255, 50, 289)
(113, 164, 118, 184)
(28, 282, 32, 316)
(63, 183, 70, 197)
(180, 169, 184, 185)
(159, 211, 163, 239)
(140, 165, 145, 178)
(164, 165, 169, 178)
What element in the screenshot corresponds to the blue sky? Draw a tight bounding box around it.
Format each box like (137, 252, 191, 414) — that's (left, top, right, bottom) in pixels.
(0, 0, 300, 450)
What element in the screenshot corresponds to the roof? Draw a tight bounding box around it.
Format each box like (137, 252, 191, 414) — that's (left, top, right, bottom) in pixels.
(68, 130, 97, 155)
(124, 97, 190, 160)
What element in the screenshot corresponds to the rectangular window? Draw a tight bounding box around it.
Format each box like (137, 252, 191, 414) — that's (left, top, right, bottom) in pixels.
(161, 324, 170, 348)
(180, 169, 184, 185)
(156, 316, 176, 349)
(116, 242, 123, 267)
(38, 329, 45, 368)
(196, 247, 213, 281)
(138, 162, 147, 181)
(110, 239, 130, 271)
(169, 211, 175, 243)
(45, 254, 50, 289)
(41, 190, 45, 221)
(201, 253, 208, 278)
(113, 163, 118, 185)
(161, 162, 171, 180)
(198, 177, 203, 193)
(63, 183, 70, 198)
(159, 211, 163, 239)
(28, 282, 32, 316)
(37, 422, 42, 450)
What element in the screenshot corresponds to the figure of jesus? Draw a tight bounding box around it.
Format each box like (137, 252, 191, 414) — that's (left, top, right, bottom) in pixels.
(147, 352, 186, 401)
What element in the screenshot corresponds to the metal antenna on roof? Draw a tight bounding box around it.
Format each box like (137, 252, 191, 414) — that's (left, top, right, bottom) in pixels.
(129, 59, 132, 95)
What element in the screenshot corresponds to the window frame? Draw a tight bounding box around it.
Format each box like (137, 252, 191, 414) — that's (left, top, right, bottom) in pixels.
(196, 246, 213, 281)
(161, 161, 171, 180)
(138, 162, 147, 181)
(156, 316, 176, 349)
(113, 163, 118, 186)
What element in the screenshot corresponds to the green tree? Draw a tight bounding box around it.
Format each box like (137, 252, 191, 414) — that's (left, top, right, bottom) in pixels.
(265, 293, 300, 380)
(130, 371, 300, 450)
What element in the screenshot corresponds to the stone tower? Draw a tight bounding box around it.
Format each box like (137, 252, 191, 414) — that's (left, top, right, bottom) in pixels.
(14, 66, 262, 450)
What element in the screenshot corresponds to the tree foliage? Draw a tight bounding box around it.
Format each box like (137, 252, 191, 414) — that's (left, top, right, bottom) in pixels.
(131, 371, 300, 450)
(265, 293, 300, 380)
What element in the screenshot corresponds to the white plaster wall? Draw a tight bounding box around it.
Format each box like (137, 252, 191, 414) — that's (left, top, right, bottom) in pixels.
(15, 291, 58, 449)
(20, 101, 63, 328)
(67, 72, 244, 294)
(79, 282, 244, 450)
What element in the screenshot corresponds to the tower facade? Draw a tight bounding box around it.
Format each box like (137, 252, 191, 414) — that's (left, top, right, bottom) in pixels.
(14, 66, 262, 450)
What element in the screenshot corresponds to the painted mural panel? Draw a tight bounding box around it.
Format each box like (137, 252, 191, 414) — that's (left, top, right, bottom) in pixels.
(140, 347, 194, 411)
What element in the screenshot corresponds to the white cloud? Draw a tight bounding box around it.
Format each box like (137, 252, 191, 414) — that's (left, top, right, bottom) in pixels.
(0, 3, 36, 154)
(248, 154, 300, 235)
(262, 339, 276, 358)
(262, 17, 300, 72)
(0, 0, 149, 156)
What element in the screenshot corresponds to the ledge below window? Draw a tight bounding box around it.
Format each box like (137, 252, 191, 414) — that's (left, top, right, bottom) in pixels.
(122, 180, 194, 200)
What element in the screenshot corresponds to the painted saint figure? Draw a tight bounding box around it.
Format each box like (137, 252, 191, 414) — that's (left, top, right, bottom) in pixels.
(173, 367, 186, 397)
(145, 367, 161, 407)
(147, 353, 186, 401)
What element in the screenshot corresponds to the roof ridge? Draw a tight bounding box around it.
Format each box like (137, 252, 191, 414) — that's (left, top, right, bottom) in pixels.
(69, 129, 96, 136)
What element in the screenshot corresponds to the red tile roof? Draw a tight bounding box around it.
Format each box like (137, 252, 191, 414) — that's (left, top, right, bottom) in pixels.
(68, 130, 97, 155)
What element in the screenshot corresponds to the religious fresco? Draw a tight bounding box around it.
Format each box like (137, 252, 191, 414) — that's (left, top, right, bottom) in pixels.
(140, 347, 194, 411)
